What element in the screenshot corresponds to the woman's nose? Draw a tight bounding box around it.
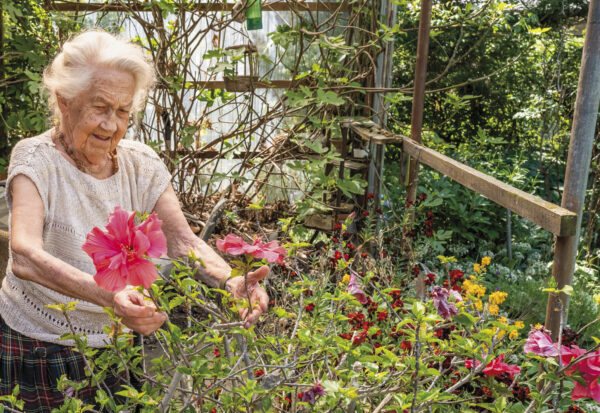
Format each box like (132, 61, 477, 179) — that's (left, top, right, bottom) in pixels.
(100, 110, 118, 134)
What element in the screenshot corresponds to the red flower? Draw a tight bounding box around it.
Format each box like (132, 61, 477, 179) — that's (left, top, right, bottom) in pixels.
(366, 193, 374, 199)
(417, 193, 427, 201)
(82, 207, 167, 291)
(426, 211, 434, 218)
(346, 243, 355, 250)
(482, 354, 520, 378)
(377, 311, 388, 321)
(380, 251, 387, 258)
(334, 251, 342, 260)
(332, 237, 339, 243)
(353, 331, 368, 346)
(214, 348, 221, 357)
(305, 303, 315, 312)
(362, 211, 369, 217)
(339, 333, 352, 340)
(254, 369, 264, 378)
(334, 222, 341, 230)
(400, 340, 412, 351)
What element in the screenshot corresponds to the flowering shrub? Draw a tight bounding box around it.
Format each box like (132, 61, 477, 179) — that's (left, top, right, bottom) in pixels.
(25, 207, 600, 413)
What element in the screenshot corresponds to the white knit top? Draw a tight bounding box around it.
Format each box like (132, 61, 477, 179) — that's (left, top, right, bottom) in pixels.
(0, 130, 171, 347)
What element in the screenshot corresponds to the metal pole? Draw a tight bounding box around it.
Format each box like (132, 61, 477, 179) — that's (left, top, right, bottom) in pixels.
(545, 0, 600, 339)
(405, 0, 432, 299)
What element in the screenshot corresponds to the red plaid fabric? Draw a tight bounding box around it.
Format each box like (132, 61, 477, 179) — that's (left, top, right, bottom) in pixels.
(0, 316, 122, 412)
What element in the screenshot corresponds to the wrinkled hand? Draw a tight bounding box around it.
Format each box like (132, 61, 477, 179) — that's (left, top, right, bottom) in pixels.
(113, 287, 167, 335)
(226, 265, 269, 328)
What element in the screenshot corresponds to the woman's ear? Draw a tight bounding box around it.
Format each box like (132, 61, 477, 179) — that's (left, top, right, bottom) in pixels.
(56, 92, 69, 117)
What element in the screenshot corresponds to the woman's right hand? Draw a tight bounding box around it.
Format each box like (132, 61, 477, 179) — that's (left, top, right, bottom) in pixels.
(113, 287, 167, 335)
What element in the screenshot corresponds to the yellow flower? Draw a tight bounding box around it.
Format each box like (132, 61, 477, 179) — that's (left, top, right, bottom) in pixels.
(489, 291, 508, 305)
(489, 304, 499, 315)
(481, 256, 492, 266)
(497, 329, 506, 339)
(473, 263, 481, 273)
(470, 275, 477, 281)
(475, 300, 483, 311)
(594, 294, 600, 305)
(339, 273, 350, 286)
(463, 279, 487, 298)
(514, 321, 524, 329)
(509, 330, 519, 339)
(535, 323, 543, 329)
(498, 316, 508, 325)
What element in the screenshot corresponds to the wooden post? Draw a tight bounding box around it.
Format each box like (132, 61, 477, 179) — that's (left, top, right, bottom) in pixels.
(405, 0, 432, 299)
(545, 0, 600, 339)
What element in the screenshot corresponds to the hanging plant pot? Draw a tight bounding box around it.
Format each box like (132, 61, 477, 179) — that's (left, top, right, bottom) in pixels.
(224, 75, 260, 92)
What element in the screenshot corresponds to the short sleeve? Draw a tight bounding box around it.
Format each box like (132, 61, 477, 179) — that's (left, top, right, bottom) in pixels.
(142, 149, 171, 212)
(122, 140, 172, 213)
(5, 138, 50, 214)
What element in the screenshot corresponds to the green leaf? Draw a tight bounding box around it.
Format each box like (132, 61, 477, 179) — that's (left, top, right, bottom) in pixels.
(316, 89, 345, 106)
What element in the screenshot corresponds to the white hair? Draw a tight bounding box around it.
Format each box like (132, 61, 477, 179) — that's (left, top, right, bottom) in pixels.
(43, 29, 156, 122)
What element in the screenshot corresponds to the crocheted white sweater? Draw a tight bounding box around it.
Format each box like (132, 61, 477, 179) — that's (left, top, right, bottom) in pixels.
(0, 130, 171, 347)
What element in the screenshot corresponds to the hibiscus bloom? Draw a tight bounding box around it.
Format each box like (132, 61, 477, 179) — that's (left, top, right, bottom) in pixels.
(299, 382, 326, 405)
(82, 207, 167, 291)
(571, 374, 600, 403)
(216, 234, 286, 264)
(216, 234, 258, 256)
(432, 286, 461, 320)
(523, 328, 559, 357)
(346, 273, 368, 304)
(252, 240, 286, 264)
(482, 354, 520, 378)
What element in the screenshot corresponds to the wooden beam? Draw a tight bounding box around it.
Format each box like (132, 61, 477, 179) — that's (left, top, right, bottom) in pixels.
(192, 80, 295, 89)
(47, 1, 351, 12)
(402, 139, 577, 236)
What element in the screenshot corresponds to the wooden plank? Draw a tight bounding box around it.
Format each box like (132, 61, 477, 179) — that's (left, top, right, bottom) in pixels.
(348, 122, 403, 145)
(402, 139, 578, 236)
(47, 1, 351, 12)
(192, 80, 294, 89)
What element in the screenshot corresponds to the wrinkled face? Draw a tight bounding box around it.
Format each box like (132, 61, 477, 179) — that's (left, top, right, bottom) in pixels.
(58, 68, 135, 163)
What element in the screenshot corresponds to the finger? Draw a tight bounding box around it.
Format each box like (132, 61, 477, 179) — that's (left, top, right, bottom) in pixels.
(115, 292, 156, 318)
(246, 265, 269, 283)
(239, 307, 249, 320)
(256, 290, 269, 312)
(245, 307, 262, 327)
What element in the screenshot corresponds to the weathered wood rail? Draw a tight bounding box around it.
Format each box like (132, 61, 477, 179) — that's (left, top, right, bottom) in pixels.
(347, 119, 578, 237)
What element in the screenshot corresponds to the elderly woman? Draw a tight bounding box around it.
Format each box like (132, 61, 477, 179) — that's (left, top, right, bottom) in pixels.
(0, 29, 269, 411)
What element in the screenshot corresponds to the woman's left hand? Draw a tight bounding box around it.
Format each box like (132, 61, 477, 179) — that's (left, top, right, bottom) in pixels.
(226, 265, 270, 328)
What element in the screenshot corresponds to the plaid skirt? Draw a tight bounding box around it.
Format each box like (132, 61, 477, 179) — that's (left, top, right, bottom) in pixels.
(0, 316, 122, 412)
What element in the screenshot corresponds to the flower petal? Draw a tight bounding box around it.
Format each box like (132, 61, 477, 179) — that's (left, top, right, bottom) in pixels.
(94, 267, 127, 292)
(127, 258, 158, 289)
(136, 213, 167, 257)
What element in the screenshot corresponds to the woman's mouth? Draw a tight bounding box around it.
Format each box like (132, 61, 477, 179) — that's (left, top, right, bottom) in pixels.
(93, 134, 111, 142)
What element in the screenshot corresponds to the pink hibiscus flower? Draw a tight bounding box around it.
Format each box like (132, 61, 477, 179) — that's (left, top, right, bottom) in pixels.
(82, 207, 167, 291)
(482, 354, 520, 378)
(346, 273, 368, 304)
(253, 240, 286, 264)
(524, 328, 559, 357)
(216, 234, 286, 264)
(572, 374, 600, 403)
